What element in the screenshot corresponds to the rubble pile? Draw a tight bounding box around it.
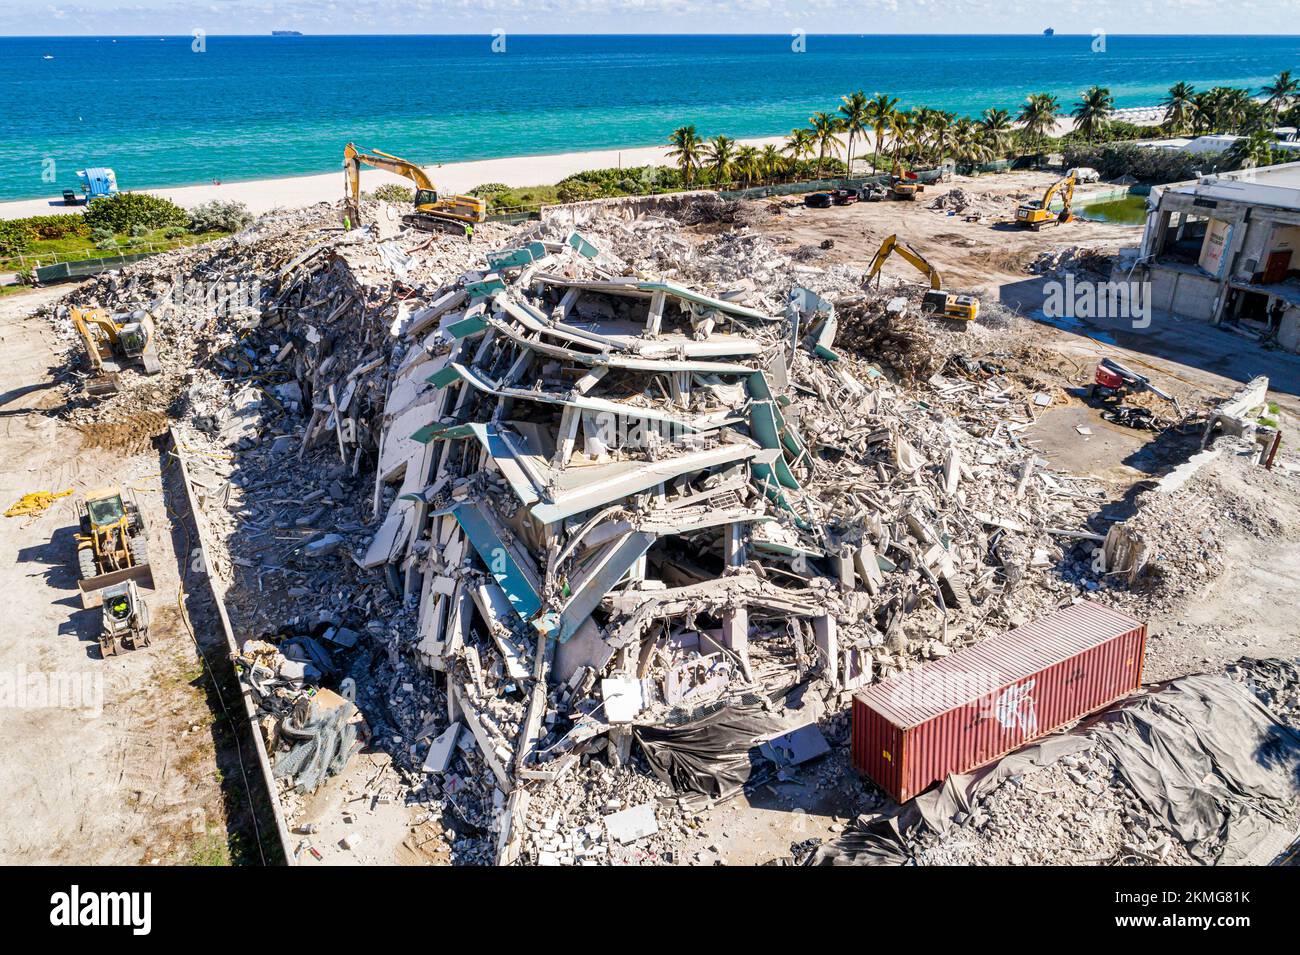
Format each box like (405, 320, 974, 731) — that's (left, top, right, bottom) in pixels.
(1027, 246, 1114, 279)
(48, 197, 1134, 864)
(927, 188, 1014, 219)
(1100, 445, 1297, 614)
(1228, 657, 1300, 727)
(913, 745, 1196, 866)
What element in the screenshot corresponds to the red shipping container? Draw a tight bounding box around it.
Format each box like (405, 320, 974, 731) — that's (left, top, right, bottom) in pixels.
(852, 601, 1146, 803)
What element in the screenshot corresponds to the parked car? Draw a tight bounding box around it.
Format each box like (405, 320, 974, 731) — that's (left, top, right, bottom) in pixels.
(804, 192, 833, 209)
(832, 189, 859, 205)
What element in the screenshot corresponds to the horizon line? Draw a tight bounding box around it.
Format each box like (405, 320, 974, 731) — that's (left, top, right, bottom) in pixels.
(5, 32, 1299, 39)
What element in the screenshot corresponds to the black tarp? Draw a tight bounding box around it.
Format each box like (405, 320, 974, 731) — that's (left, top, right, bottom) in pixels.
(810, 669, 1300, 866)
(634, 703, 784, 808)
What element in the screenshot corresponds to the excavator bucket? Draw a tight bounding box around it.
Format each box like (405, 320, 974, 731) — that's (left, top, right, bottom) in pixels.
(86, 372, 121, 397)
(78, 562, 154, 609)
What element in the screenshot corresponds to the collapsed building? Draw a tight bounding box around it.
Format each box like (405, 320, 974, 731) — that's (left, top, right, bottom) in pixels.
(52, 198, 1135, 865)
(1133, 160, 1300, 351)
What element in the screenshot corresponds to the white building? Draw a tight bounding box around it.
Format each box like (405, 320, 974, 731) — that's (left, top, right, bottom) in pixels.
(1134, 161, 1300, 351)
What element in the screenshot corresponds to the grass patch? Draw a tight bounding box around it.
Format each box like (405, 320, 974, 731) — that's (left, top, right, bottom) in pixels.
(186, 828, 232, 866)
(0, 227, 229, 272)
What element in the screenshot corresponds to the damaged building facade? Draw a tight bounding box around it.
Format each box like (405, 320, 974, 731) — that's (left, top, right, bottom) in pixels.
(1134, 160, 1300, 351)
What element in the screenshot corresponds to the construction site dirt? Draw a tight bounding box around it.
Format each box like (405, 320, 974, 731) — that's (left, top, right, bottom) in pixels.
(2, 171, 1299, 868)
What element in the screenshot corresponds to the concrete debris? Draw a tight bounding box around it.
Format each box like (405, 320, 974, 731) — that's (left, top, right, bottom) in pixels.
(1027, 246, 1114, 279)
(47, 193, 1176, 865)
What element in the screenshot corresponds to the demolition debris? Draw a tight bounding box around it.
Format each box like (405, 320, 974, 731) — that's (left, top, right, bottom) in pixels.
(44, 194, 1213, 865)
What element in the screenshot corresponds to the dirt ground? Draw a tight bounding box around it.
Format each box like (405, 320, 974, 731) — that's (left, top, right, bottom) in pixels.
(0, 289, 263, 864)
(752, 170, 1135, 293)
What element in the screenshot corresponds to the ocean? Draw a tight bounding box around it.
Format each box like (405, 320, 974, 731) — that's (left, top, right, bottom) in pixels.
(1, 33, 1297, 202)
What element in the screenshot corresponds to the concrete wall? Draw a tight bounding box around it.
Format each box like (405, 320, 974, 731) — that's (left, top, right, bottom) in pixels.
(1149, 265, 1222, 322)
(540, 190, 717, 227)
(1279, 303, 1300, 352)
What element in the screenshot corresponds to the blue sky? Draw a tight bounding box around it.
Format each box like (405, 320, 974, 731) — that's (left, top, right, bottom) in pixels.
(4, 1, 1294, 36)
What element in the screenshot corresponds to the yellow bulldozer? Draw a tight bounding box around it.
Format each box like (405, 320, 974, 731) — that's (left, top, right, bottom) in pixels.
(71, 307, 162, 396)
(343, 142, 486, 234)
(1015, 172, 1076, 230)
(866, 234, 980, 323)
(74, 486, 154, 610)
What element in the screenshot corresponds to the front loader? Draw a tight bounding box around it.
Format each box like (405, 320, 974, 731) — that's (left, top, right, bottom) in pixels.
(74, 486, 155, 610)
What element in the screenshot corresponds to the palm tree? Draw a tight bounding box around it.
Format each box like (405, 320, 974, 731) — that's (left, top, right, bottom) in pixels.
(951, 117, 991, 169)
(1262, 70, 1299, 122)
(1217, 87, 1254, 131)
(926, 110, 956, 166)
(759, 143, 785, 180)
(864, 93, 900, 173)
(1017, 93, 1061, 149)
(978, 107, 1015, 158)
(808, 111, 844, 177)
(1226, 129, 1277, 169)
(1191, 89, 1219, 134)
(666, 125, 702, 188)
(1161, 82, 1196, 134)
(703, 135, 737, 186)
(1071, 85, 1114, 142)
(734, 145, 762, 186)
(838, 90, 870, 173)
(783, 128, 814, 175)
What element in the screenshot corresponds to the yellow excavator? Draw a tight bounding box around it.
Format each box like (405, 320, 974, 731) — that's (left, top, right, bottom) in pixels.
(71, 307, 162, 396)
(887, 159, 924, 201)
(1015, 172, 1076, 230)
(343, 143, 486, 234)
(866, 234, 980, 323)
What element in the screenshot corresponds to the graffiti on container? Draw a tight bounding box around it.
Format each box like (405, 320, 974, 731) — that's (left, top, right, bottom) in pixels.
(993, 680, 1038, 735)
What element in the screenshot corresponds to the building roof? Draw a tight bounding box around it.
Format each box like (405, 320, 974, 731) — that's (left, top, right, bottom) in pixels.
(1166, 160, 1300, 212)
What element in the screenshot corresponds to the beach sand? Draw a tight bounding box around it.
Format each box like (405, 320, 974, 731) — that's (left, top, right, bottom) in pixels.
(0, 109, 1166, 221)
(0, 136, 785, 220)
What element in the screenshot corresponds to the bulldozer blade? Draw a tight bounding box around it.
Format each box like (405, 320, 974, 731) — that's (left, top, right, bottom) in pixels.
(86, 373, 121, 397)
(79, 563, 154, 609)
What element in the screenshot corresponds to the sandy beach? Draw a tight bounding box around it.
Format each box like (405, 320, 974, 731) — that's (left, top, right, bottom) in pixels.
(0, 109, 1168, 221)
(0, 135, 787, 220)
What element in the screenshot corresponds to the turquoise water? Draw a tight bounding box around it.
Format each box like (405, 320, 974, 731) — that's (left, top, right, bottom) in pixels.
(2, 34, 1297, 201)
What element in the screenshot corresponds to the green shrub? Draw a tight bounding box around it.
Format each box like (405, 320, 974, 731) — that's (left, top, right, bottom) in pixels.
(1061, 142, 1226, 183)
(370, 183, 414, 204)
(0, 220, 33, 258)
(95, 237, 119, 251)
(23, 214, 90, 240)
(129, 224, 149, 238)
(188, 200, 252, 234)
(555, 179, 605, 204)
(84, 192, 188, 233)
(89, 227, 114, 243)
(469, 182, 510, 198)
(162, 226, 187, 239)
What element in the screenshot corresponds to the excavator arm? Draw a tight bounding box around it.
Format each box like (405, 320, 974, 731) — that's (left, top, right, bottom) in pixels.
(343, 142, 484, 232)
(866, 234, 943, 290)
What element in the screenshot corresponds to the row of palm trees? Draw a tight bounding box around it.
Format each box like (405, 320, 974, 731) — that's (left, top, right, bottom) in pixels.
(666, 70, 1299, 188)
